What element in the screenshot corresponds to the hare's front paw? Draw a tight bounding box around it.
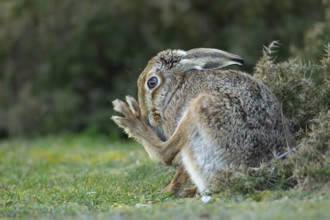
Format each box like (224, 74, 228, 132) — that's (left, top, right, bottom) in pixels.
(112, 96, 145, 138)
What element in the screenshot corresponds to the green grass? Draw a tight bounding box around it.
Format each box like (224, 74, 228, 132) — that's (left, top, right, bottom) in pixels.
(0, 135, 329, 219)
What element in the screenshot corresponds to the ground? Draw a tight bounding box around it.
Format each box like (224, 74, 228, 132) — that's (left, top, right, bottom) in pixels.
(0, 135, 329, 219)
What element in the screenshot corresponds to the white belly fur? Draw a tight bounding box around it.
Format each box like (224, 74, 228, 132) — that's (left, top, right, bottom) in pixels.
(181, 127, 224, 193)
(181, 150, 206, 192)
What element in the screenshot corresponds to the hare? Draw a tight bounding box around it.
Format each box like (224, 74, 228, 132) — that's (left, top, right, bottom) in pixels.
(112, 48, 291, 195)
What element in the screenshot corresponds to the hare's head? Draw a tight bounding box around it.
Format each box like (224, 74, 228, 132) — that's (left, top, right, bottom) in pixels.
(137, 48, 244, 126)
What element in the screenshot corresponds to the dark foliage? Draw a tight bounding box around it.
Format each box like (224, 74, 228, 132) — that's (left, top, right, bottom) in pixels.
(0, 0, 328, 137)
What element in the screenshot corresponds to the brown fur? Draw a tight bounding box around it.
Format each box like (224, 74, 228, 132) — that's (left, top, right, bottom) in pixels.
(112, 48, 291, 196)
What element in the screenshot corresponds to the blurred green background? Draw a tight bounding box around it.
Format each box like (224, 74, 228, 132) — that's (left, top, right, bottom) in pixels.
(0, 0, 329, 138)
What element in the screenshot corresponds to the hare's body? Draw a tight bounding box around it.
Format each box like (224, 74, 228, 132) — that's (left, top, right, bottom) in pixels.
(112, 48, 290, 195)
(150, 70, 285, 192)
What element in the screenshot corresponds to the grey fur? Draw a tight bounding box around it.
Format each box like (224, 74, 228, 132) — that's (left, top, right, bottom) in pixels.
(112, 48, 291, 194)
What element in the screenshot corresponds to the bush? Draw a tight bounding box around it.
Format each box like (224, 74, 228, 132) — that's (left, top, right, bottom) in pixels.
(215, 42, 330, 193)
(254, 42, 330, 131)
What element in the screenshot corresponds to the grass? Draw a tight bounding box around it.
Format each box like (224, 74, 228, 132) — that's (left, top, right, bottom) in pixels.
(0, 135, 329, 219)
(0, 135, 174, 218)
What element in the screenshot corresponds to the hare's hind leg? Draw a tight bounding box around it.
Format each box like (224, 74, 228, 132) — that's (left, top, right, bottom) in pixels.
(160, 93, 221, 164)
(161, 165, 196, 197)
(161, 93, 235, 193)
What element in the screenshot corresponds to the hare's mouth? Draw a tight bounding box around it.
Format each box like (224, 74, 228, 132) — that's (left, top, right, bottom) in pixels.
(155, 126, 166, 142)
(147, 111, 167, 141)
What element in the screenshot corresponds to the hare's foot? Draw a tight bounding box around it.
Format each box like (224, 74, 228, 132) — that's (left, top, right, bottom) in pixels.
(179, 187, 197, 198)
(112, 96, 149, 139)
(161, 166, 190, 195)
(112, 96, 170, 163)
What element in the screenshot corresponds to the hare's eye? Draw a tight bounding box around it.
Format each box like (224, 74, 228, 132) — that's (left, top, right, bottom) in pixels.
(147, 76, 158, 89)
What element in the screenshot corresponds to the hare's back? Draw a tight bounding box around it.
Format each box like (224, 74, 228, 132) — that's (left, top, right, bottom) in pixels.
(186, 70, 286, 166)
(189, 70, 281, 118)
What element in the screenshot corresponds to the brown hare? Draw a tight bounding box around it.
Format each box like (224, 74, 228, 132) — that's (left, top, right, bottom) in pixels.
(112, 48, 291, 196)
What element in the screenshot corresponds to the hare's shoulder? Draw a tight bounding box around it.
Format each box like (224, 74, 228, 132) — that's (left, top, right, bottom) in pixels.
(188, 70, 267, 97)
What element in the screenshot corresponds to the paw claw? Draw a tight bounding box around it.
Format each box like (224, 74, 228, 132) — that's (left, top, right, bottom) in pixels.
(111, 115, 122, 120)
(111, 115, 123, 125)
(126, 96, 136, 115)
(112, 99, 132, 117)
(125, 96, 140, 116)
(112, 99, 123, 112)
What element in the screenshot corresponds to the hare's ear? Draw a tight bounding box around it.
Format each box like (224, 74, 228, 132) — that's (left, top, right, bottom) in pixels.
(173, 48, 244, 72)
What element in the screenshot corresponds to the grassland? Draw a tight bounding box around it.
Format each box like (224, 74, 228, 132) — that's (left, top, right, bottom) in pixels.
(0, 135, 329, 219)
